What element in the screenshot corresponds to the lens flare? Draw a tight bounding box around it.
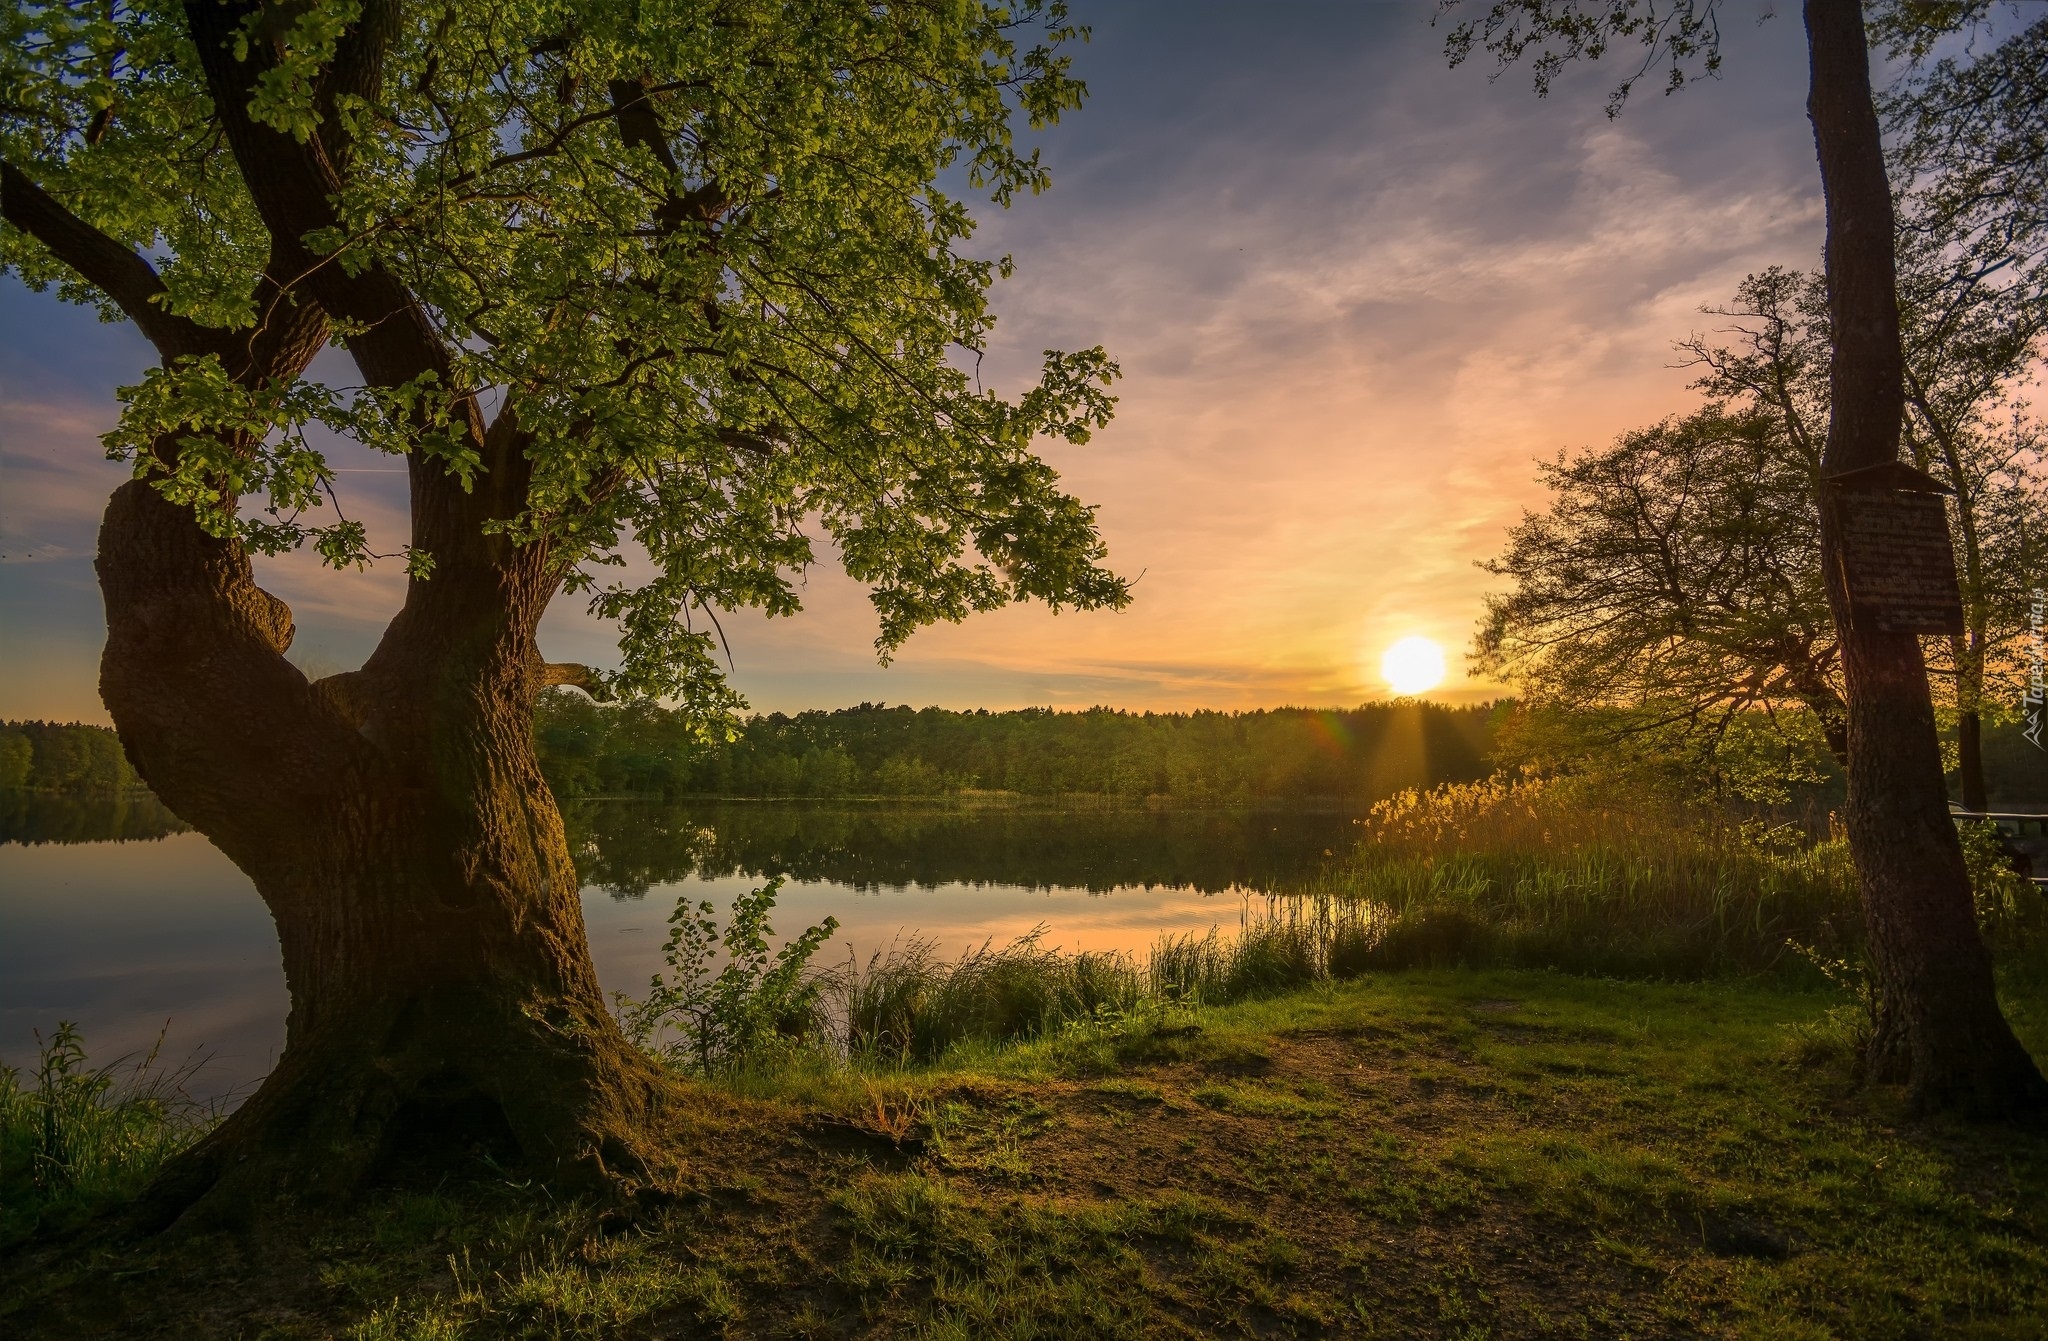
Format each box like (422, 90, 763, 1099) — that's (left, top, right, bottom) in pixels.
(1380, 636, 1446, 696)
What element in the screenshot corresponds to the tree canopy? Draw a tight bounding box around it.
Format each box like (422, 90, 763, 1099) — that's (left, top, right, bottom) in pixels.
(2, 0, 1130, 714)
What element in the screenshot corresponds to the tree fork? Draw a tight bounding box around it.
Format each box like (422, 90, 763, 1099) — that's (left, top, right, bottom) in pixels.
(1803, 0, 2045, 1116)
(98, 474, 675, 1227)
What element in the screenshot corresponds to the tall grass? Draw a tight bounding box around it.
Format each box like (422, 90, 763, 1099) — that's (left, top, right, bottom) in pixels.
(1148, 905, 1376, 1005)
(0, 1022, 221, 1240)
(836, 908, 1406, 1065)
(1308, 776, 1866, 976)
(802, 778, 2044, 1066)
(843, 929, 1144, 1062)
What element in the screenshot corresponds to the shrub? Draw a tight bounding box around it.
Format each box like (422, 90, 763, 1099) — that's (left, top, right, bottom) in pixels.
(615, 878, 841, 1075)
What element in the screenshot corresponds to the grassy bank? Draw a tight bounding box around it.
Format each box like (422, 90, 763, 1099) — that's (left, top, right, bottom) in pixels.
(608, 779, 2038, 1078)
(6, 781, 2044, 1336)
(5, 970, 2046, 1339)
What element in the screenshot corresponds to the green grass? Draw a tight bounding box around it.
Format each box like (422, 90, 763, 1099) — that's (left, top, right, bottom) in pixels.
(8, 969, 2045, 1339)
(7, 785, 2044, 1336)
(0, 1021, 221, 1242)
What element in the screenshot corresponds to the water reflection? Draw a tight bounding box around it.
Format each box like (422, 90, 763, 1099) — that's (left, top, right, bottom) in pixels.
(3, 796, 1359, 1099)
(0, 791, 190, 845)
(566, 799, 1358, 896)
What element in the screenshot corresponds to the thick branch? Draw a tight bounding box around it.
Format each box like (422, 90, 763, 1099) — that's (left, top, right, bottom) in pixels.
(311, 669, 373, 728)
(0, 159, 220, 359)
(181, 0, 506, 571)
(541, 663, 613, 701)
(181, 2, 470, 422)
(607, 78, 730, 233)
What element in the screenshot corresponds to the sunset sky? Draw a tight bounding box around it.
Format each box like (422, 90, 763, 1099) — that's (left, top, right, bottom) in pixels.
(0, 1, 1827, 724)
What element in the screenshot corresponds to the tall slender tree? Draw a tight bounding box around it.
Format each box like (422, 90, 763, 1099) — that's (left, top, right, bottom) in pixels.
(1, 0, 1129, 1220)
(1676, 255, 2047, 810)
(1442, 0, 2046, 1114)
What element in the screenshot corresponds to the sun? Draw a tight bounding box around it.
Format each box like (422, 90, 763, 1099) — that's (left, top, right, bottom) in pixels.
(1380, 636, 1447, 696)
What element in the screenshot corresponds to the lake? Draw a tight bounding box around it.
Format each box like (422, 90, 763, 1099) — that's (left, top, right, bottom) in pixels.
(0, 795, 1358, 1100)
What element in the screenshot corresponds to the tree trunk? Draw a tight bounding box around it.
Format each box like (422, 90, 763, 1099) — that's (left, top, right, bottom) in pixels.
(1956, 703, 1988, 814)
(1790, 676, 1852, 769)
(1803, 0, 2045, 1116)
(96, 478, 670, 1227)
(3, 0, 678, 1227)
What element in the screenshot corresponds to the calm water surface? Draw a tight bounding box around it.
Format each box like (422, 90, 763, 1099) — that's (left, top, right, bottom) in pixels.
(1, 797, 1356, 1098)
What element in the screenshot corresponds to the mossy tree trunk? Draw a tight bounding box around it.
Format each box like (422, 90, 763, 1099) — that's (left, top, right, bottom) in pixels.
(95, 475, 667, 1228)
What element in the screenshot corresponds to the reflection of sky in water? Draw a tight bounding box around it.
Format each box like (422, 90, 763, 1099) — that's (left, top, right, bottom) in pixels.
(2, 828, 1275, 1102)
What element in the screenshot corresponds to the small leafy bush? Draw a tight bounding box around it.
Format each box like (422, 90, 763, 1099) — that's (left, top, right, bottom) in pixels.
(1957, 820, 2048, 957)
(616, 878, 840, 1075)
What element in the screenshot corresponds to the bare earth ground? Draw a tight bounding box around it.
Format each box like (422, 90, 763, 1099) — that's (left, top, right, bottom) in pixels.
(4, 970, 2045, 1339)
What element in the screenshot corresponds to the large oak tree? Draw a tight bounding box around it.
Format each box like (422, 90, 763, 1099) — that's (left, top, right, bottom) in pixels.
(1442, 0, 2046, 1114)
(1, 0, 1129, 1220)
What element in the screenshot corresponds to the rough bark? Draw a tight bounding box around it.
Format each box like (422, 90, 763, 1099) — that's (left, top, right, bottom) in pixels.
(96, 475, 669, 1228)
(1803, 0, 2046, 1116)
(1907, 371, 1996, 813)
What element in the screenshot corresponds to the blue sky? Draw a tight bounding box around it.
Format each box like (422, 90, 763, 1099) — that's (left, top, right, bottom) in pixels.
(0, 1, 1824, 722)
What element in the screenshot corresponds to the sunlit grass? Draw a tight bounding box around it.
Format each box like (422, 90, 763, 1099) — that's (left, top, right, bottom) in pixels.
(315, 972, 2048, 1339)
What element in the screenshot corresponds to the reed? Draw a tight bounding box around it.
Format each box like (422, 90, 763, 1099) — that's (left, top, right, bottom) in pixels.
(842, 929, 1144, 1062)
(1312, 777, 1866, 976)
(0, 1022, 221, 1240)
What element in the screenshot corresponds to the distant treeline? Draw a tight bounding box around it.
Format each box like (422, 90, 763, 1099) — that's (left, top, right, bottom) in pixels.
(534, 697, 1501, 803)
(0, 721, 144, 794)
